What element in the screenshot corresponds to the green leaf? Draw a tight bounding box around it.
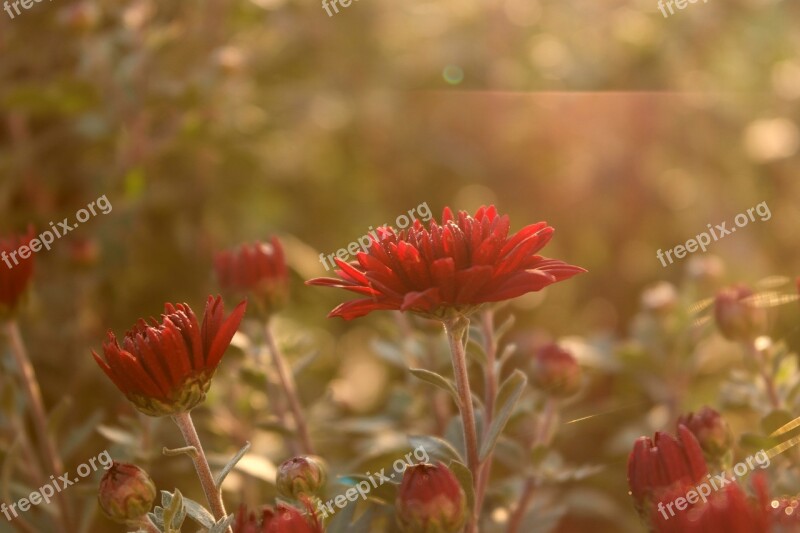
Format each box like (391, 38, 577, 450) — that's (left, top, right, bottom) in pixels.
(209, 514, 236, 533)
(324, 492, 358, 532)
(448, 460, 475, 517)
(409, 368, 459, 406)
(479, 370, 527, 461)
(214, 441, 251, 489)
(337, 473, 398, 502)
(495, 314, 516, 341)
(408, 435, 463, 464)
(161, 490, 186, 533)
(466, 339, 488, 367)
(183, 497, 216, 528)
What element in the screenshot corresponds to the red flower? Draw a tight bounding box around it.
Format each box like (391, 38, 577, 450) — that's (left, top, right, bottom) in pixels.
(677, 407, 733, 461)
(92, 296, 246, 417)
(98, 462, 157, 523)
(215, 238, 289, 316)
(649, 474, 770, 533)
(0, 228, 35, 318)
(714, 284, 766, 342)
(529, 343, 582, 397)
(233, 504, 322, 533)
(628, 426, 770, 533)
(306, 206, 585, 320)
(396, 462, 466, 533)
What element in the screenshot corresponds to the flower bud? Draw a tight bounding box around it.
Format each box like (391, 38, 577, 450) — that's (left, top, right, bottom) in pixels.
(396, 462, 466, 533)
(677, 407, 733, 461)
(276, 456, 327, 499)
(233, 503, 322, 533)
(714, 285, 766, 342)
(529, 343, 581, 397)
(98, 462, 156, 523)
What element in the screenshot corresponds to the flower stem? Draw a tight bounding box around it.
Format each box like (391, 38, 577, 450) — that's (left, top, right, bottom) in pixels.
(171, 411, 231, 532)
(443, 316, 479, 533)
(750, 341, 780, 410)
(509, 397, 558, 532)
(263, 320, 315, 455)
(475, 309, 498, 520)
(506, 477, 536, 533)
(3, 320, 71, 533)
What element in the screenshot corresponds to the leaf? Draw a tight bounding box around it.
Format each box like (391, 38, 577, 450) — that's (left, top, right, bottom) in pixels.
(292, 350, 321, 377)
(371, 339, 407, 368)
(97, 425, 138, 447)
(337, 473, 398, 502)
(466, 339, 488, 367)
(409, 368, 459, 406)
(448, 460, 475, 516)
(183, 497, 216, 528)
(479, 370, 527, 462)
(495, 314, 516, 341)
(46, 396, 73, 437)
(214, 441, 251, 489)
(162, 489, 186, 533)
(209, 514, 237, 533)
(408, 435, 463, 464)
(324, 491, 358, 533)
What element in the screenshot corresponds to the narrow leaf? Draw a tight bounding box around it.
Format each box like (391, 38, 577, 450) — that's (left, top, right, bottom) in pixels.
(214, 441, 251, 489)
(409, 368, 459, 406)
(479, 370, 527, 461)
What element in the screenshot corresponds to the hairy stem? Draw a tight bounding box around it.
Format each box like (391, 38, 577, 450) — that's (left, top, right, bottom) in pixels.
(475, 309, 498, 520)
(171, 412, 231, 532)
(3, 320, 70, 533)
(264, 321, 314, 455)
(443, 316, 478, 533)
(507, 477, 536, 533)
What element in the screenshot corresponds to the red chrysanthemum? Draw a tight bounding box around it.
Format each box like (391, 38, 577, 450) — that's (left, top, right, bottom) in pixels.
(233, 503, 322, 533)
(0, 228, 35, 319)
(628, 426, 771, 533)
(215, 237, 289, 316)
(396, 462, 466, 533)
(92, 295, 246, 417)
(306, 206, 585, 320)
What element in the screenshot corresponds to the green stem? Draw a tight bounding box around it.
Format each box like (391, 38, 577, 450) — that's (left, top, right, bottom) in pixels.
(264, 320, 314, 455)
(443, 316, 478, 533)
(3, 320, 70, 533)
(171, 412, 231, 532)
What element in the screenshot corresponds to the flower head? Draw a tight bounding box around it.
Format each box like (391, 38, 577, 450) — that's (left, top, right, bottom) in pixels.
(92, 295, 246, 417)
(714, 284, 766, 342)
(0, 228, 35, 319)
(628, 426, 771, 532)
(677, 407, 733, 462)
(276, 456, 327, 500)
(529, 343, 582, 397)
(627, 425, 708, 516)
(649, 474, 771, 533)
(215, 238, 289, 317)
(307, 206, 585, 320)
(396, 462, 466, 533)
(233, 503, 322, 533)
(98, 462, 156, 523)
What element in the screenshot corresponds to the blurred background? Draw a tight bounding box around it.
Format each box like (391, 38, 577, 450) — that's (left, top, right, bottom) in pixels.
(1, 0, 800, 531)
